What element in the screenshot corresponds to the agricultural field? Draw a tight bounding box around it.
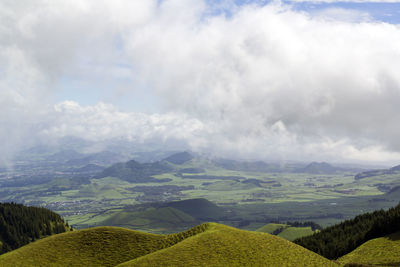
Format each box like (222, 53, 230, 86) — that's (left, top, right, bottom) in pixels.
(0, 149, 399, 232)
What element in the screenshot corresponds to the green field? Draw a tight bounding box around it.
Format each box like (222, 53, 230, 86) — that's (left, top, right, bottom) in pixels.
(1, 152, 399, 232)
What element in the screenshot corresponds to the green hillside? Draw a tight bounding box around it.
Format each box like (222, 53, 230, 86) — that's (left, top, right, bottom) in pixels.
(118, 223, 337, 267)
(278, 227, 314, 241)
(257, 223, 287, 234)
(0, 223, 337, 267)
(100, 206, 197, 233)
(338, 231, 400, 267)
(0, 224, 207, 266)
(256, 223, 315, 241)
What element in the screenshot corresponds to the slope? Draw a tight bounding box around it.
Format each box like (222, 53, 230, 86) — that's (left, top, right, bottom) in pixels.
(256, 223, 315, 241)
(118, 223, 337, 267)
(338, 231, 400, 267)
(0, 202, 70, 254)
(0, 225, 208, 267)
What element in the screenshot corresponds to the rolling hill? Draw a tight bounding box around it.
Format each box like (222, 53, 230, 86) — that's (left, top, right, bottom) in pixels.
(0, 223, 337, 267)
(99, 198, 226, 233)
(256, 223, 316, 241)
(338, 231, 400, 267)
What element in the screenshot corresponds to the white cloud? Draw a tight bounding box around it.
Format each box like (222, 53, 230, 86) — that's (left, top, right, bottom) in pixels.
(2, 0, 400, 165)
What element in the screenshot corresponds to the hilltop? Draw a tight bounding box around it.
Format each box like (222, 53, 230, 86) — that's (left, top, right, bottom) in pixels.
(0, 223, 337, 267)
(338, 231, 400, 266)
(295, 162, 343, 174)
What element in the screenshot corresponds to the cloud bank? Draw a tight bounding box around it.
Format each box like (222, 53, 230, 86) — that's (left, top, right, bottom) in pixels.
(1, 0, 400, 165)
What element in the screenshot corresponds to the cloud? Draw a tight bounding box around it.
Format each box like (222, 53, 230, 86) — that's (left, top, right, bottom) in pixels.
(2, 0, 400, 165)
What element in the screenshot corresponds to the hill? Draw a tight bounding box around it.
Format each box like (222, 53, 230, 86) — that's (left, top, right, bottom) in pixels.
(96, 159, 173, 183)
(0, 202, 70, 254)
(294, 203, 400, 259)
(338, 231, 400, 266)
(295, 162, 343, 174)
(100, 207, 198, 233)
(0, 225, 207, 266)
(99, 199, 226, 233)
(256, 222, 317, 241)
(0, 223, 337, 266)
(118, 223, 337, 267)
(354, 163, 400, 180)
(160, 198, 225, 220)
(163, 151, 193, 164)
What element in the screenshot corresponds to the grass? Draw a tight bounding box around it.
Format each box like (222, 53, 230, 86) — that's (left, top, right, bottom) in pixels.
(256, 223, 287, 233)
(118, 223, 337, 267)
(338, 231, 400, 267)
(0, 223, 337, 267)
(0, 224, 208, 267)
(278, 227, 314, 241)
(256, 223, 315, 241)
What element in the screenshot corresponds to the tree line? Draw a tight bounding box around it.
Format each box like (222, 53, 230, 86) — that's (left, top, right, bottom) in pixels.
(294, 203, 400, 259)
(0, 202, 70, 254)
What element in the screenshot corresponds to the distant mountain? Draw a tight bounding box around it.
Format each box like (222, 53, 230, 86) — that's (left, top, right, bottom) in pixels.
(96, 159, 173, 183)
(163, 152, 193, 164)
(66, 151, 128, 167)
(45, 150, 84, 162)
(355, 164, 400, 180)
(213, 158, 281, 172)
(295, 162, 343, 174)
(0, 223, 336, 266)
(160, 198, 225, 220)
(0, 203, 70, 254)
(73, 164, 105, 173)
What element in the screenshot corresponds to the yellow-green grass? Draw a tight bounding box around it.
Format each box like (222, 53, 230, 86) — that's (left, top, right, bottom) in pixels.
(118, 223, 338, 267)
(0, 225, 207, 267)
(338, 231, 400, 267)
(256, 223, 287, 233)
(256, 223, 314, 241)
(277, 227, 314, 241)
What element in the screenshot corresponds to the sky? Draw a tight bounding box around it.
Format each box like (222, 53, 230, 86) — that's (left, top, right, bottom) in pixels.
(1, 0, 400, 165)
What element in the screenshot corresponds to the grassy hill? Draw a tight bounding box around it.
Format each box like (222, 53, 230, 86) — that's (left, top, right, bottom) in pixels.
(0, 223, 337, 267)
(338, 231, 400, 267)
(118, 223, 337, 267)
(256, 223, 315, 241)
(100, 207, 198, 233)
(0, 224, 207, 267)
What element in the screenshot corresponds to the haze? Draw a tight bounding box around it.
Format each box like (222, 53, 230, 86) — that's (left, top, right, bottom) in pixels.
(2, 0, 400, 166)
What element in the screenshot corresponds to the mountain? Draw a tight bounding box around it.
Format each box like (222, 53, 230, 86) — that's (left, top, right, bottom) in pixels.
(213, 158, 280, 172)
(99, 199, 226, 233)
(66, 151, 129, 167)
(338, 231, 400, 266)
(295, 162, 343, 174)
(163, 151, 193, 164)
(0, 203, 70, 254)
(160, 198, 226, 220)
(0, 223, 337, 267)
(355, 164, 400, 180)
(96, 160, 173, 183)
(294, 203, 400, 259)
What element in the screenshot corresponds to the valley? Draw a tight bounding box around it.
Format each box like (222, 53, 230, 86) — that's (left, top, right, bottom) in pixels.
(1, 146, 399, 235)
